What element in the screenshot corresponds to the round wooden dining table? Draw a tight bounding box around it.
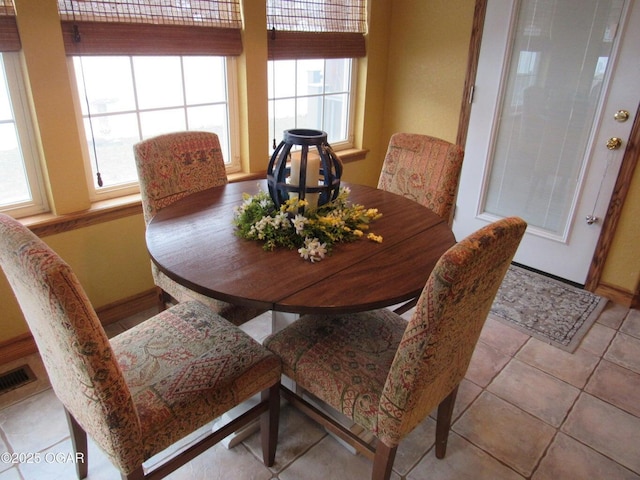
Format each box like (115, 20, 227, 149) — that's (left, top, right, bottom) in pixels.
(145, 179, 456, 315)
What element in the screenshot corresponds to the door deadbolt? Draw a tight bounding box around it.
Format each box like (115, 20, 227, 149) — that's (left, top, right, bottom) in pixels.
(614, 110, 630, 122)
(606, 137, 623, 150)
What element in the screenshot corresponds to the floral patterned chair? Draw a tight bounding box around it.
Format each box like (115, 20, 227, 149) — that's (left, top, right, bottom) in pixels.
(264, 217, 526, 480)
(377, 133, 464, 226)
(0, 213, 281, 480)
(134, 131, 265, 325)
(378, 132, 465, 314)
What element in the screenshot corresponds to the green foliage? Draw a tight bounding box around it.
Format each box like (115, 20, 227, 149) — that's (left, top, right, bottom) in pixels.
(233, 187, 382, 262)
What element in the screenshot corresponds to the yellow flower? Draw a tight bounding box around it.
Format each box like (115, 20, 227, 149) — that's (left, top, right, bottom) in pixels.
(234, 186, 383, 262)
(367, 233, 383, 243)
(283, 198, 297, 213)
(321, 216, 342, 227)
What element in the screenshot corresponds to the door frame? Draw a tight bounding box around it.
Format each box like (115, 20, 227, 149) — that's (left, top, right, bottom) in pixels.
(456, 0, 640, 306)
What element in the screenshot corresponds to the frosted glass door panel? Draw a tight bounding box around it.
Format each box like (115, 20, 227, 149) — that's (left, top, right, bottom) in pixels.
(484, 0, 624, 235)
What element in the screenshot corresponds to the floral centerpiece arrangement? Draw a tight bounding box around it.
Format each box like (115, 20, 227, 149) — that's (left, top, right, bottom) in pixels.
(233, 186, 383, 262)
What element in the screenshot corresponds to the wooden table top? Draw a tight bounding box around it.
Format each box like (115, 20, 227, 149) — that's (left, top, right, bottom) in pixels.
(146, 180, 456, 314)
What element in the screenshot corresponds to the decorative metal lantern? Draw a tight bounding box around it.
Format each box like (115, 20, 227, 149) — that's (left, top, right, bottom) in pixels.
(267, 129, 343, 214)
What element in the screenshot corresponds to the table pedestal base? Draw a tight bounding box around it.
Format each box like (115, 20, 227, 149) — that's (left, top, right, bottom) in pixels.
(271, 310, 298, 332)
(215, 395, 261, 448)
(218, 310, 298, 449)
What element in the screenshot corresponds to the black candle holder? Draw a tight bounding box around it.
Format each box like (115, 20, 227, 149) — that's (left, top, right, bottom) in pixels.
(267, 129, 343, 214)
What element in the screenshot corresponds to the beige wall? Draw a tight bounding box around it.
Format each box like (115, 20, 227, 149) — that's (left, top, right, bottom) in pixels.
(382, 0, 474, 144)
(1, 217, 153, 341)
(601, 165, 640, 291)
(1, 1, 638, 347)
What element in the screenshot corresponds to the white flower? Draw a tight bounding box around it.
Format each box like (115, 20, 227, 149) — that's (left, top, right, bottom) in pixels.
(298, 237, 327, 263)
(291, 214, 309, 235)
(275, 211, 290, 227)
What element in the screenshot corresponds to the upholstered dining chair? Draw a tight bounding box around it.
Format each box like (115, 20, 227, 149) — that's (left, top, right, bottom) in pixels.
(0, 213, 281, 480)
(264, 216, 526, 480)
(378, 132, 465, 314)
(134, 131, 265, 325)
(377, 133, 464, 226)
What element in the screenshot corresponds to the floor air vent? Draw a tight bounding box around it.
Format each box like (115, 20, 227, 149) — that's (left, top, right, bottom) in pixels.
(0, 365, 36, 395)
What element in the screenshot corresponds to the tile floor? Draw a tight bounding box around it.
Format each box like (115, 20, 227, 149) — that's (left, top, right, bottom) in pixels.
(1, 302, 639, 479)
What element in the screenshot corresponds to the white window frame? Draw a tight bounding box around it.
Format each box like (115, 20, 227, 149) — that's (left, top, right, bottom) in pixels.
(68, 55, 240, 201)
(0, 53, 48, 217)
(268, 57, 357, 153)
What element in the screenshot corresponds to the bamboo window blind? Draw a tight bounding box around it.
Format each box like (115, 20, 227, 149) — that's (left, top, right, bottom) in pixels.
(0, 0, 19, 51)
(267, 0, 367, 60)
(57, 0, 243, 55)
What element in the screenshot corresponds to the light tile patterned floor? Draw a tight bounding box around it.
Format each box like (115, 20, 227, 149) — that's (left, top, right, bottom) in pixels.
(1, 303, 639, 479)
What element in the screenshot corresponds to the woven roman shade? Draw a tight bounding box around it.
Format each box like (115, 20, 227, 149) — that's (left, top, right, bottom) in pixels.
(267, 0, 367, 60)
(0, 0, 20, 51)
(57, 0, 243, 55)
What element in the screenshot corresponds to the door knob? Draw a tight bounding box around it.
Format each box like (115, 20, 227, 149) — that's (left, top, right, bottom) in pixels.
(606, 137, 623, 150)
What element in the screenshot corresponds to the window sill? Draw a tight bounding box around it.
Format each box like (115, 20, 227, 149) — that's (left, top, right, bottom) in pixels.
(23, 194, 144, 238)
(20, 150, 368, 237)
(336, 147, 369, 163)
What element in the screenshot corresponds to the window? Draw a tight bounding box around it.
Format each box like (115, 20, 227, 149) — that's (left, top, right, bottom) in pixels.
(266, 0, 366, 152)
(0, 53, 48, 217)
(268, 58, 354, 150)
(72, 55, 237, 197)
(58, 0, 243, 199)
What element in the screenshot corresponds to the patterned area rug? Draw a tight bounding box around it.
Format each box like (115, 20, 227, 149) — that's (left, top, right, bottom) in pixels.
(490, 265, 608, 352)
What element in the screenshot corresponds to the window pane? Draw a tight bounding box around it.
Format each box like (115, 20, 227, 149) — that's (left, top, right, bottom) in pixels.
(271, 60, 296, 98)
(139, 109, 187, 138)
(297, 59, 324, 96)
(325, 59, 350, 93)
(323, 93, 348, 140)
(85, 113, 139, 187)
(133, 57, 183, 110)
(187, 104, 230, 160)
(268, 58, 353, 151)
(0, 123, 31, 206)
(296, 95, 322, 127)
(271, 97, 296, 143)
(184, 57, 227, 104)
(74, 57, 136, 114)
(0, 53, 46, 215)
(0, 62, 11, 119)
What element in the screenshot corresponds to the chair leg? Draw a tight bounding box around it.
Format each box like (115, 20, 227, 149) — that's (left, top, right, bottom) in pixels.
(435, 385, 459, 459)
(261, 382, 281, 467)
(156, 287, 169, 312)
(392, 296, 418, 315)
(64, 408, 88, 480)
(122, 466, 144, 480)
(372, 441, 397, 480)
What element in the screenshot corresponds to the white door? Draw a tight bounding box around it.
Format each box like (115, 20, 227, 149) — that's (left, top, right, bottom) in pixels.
(453, 0, 640, 284)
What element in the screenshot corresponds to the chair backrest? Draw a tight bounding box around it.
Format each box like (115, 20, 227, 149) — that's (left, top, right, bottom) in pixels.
(377, 133, 464, 224)
(378, 216, 526, 446)
(0, 214, 143, 472)
(134, 131, 229, 224)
